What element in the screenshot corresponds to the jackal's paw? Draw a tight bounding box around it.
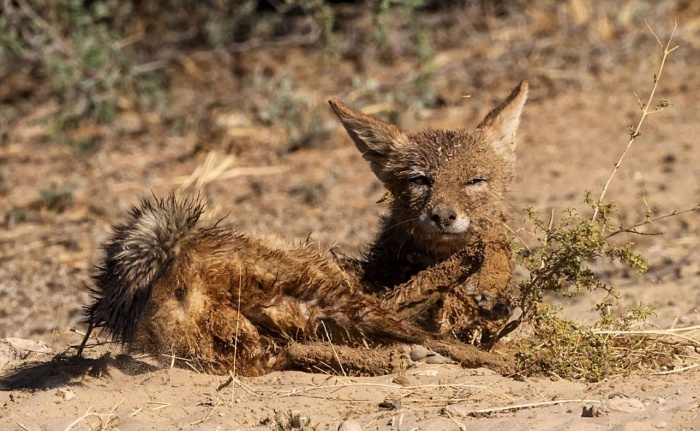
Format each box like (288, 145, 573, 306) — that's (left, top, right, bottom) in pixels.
(474, 292, 511, 320)
(434, 289, 512, 347)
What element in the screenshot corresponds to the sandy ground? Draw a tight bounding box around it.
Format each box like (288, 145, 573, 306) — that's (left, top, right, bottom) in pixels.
(1, 339, 700, 431)
(1, 4, 700, 430)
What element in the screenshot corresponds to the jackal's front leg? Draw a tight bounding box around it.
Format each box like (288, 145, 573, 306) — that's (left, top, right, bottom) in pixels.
(378, 248, 481, 320)
(380, 233, 514, 345)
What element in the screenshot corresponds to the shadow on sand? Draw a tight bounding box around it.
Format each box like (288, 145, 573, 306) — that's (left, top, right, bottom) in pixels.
(0, 350, 159, 391)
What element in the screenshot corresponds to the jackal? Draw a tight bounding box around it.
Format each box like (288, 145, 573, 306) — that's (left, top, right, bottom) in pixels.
(81, 81, 527, 375)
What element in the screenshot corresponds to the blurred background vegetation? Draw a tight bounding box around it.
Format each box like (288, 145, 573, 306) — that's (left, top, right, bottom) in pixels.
(1, 0, 698, 148)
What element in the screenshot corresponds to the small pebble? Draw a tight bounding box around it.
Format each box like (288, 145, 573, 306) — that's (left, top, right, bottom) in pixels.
(595, 397, 646, 415)
(393, 375, 413, 387)
(56, 388, 76, 401)
(410, 346, 431, 361)
(656, 421, 667, 429)
(337, 420, 362, 431)
(425, 353, 454, 364)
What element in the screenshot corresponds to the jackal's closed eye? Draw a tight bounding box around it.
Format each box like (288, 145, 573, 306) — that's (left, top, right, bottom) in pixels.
(409, 175, 431, 186)
(466, 178, 488, 186)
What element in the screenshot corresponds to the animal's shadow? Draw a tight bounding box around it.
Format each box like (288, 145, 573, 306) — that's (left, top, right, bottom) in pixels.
(0, 350, 159, 391)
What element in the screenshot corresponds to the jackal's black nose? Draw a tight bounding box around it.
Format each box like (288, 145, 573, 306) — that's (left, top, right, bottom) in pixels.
(430, 203, 457, 227)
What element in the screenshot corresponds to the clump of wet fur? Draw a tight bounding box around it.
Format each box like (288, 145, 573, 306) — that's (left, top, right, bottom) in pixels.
(329, 81, 528, 346)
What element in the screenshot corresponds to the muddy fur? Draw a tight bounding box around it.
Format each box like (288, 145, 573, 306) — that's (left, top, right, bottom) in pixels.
(379, 231, 514, 346)
(330, 81, 528, 346)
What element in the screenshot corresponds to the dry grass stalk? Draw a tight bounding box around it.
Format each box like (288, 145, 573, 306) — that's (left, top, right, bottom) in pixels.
(173, 150, 286, 190)
(188, 399, 221, 426)
(129, 401, 171, 417)
(593, 325, 700, 351)
(320, 321, 347, 377)
(469, 399, 602, 416)
(442, 408, 467, 430)
(653, 363, 700, 376)
(63, 399, 123, 431)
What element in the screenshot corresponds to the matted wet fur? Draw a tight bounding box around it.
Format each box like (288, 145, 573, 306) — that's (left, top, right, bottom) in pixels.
(330, 81, 528, 346)
(82, 81, 527, 375)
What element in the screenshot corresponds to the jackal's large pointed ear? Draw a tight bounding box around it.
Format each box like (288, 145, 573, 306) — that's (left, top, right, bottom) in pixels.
(329, 98, 407, 182)
(477, 80, 528, 163)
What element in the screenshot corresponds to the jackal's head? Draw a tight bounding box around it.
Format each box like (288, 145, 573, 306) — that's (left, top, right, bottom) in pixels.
(330, 81, 528, 257)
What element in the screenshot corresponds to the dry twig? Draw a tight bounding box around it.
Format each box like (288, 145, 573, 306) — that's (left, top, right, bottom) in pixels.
(470, 399, 601, 416)
(592, 21, 678, 221)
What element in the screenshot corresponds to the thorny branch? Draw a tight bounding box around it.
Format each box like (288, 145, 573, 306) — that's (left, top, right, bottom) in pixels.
(604, 205, 700, 240)
(591, 20, 679, 222)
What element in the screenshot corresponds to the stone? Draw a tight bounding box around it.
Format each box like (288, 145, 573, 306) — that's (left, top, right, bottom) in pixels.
(337, 420, 362, 431)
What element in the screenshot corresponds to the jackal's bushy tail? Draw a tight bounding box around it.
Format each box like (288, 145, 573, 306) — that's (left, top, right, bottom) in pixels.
(84, 195, 203, 344)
